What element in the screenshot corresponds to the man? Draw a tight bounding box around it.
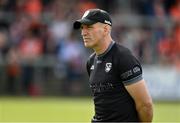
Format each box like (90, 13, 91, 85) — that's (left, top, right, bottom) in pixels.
(73, 8, 153, 122)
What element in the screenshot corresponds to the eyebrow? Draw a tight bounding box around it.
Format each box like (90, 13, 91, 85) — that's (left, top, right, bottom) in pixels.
(87, 25, 94, 28)
(81, 24, 94, 29)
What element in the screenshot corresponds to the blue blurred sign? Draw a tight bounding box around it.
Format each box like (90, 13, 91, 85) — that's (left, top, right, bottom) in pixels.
(143, 65, 180, 101)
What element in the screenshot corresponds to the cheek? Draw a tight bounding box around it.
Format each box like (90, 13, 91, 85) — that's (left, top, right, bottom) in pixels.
(94, 30, 103, 39)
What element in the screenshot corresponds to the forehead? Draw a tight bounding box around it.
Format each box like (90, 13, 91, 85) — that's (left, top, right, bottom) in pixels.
(81, 22, 103, 28)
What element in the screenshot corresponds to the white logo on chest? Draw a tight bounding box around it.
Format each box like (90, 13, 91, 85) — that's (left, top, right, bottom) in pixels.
(105, 63, 112, 72)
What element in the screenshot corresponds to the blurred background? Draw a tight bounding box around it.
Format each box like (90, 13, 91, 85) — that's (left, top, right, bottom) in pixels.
(0, 0, 180, 122)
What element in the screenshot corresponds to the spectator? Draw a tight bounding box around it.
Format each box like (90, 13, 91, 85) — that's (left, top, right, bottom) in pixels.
(15, 0, 43, 22)
(57, 32, 87, 95)
(158, 22, 180, 63)
(18, 27, 43, 95)
(0, 30, 8, 61)
(170, 0, 180, 22)
(6, 46, 21, 95)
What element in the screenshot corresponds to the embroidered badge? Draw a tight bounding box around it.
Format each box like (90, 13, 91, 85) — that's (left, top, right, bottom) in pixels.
(105, 63, 112, 72)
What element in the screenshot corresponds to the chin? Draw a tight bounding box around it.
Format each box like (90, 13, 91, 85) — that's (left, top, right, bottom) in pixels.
(84, 45, 91, 48)
(84, 43, 92, 48)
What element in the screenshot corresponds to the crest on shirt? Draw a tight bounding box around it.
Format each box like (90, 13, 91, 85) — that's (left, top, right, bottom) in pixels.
(105, 63, 112, 72)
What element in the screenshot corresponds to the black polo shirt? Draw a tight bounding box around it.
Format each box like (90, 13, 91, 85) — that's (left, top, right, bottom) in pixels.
(86, 41, 142, 122)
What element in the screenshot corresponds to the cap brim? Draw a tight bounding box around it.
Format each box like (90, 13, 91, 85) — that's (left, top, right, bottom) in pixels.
(73, 18, 96, 29)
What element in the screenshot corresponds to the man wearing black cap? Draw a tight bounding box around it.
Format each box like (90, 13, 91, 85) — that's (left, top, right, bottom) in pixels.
(73, 8, 153, 122)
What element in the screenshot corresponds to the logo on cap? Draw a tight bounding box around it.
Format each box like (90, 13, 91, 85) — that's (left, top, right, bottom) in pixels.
(82, 10, 90, 19)
(104, 20, 111, 25)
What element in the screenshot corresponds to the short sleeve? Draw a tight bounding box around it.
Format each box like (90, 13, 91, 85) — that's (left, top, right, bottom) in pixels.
(118, 51, 143, 86)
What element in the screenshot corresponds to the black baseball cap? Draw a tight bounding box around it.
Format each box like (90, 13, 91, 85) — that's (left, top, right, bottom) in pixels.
(73, 9, 112, 29)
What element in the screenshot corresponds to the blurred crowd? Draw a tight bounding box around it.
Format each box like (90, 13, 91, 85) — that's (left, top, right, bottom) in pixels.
(110, 0, 180, 65)
(0, 0, 180, 96)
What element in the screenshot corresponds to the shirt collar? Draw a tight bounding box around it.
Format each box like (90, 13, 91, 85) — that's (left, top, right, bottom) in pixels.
(97, 41, 115, 58)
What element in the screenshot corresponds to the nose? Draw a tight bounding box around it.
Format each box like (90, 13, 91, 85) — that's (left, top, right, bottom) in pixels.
(81, 28, 88, 36)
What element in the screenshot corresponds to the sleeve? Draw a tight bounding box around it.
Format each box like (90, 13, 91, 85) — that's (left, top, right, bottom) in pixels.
(118, 51, 143, 86)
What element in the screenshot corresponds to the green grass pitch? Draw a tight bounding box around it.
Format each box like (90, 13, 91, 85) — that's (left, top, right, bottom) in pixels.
(0, 97, 179, 122)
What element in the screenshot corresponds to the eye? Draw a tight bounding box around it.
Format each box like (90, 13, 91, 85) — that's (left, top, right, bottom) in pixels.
(87, 25, 93, 29)
(80, 25, 93, 30)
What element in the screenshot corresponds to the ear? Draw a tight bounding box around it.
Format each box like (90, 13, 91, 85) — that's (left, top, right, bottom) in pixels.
(103, 25, 110, 34)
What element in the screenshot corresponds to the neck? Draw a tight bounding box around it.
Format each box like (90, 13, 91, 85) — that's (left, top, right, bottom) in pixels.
(94, 35, 113, 55)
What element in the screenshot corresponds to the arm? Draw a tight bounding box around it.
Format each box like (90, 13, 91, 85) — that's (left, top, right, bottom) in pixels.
(125, 79, 153, 122)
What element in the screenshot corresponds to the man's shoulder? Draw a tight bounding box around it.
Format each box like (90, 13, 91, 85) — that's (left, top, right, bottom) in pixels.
(113, 42, 131, 56)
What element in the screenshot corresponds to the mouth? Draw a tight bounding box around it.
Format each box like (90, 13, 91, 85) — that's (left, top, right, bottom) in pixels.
(83, 38, 90, 42)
